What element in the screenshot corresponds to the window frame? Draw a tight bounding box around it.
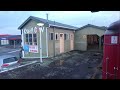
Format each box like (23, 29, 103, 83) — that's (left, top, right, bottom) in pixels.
(33, 33, 37, 45)
(49, 32, 54, 40)
(55, 33, 59, 40)
(64, 33, 69, 40)
(25, 33, 38, 45)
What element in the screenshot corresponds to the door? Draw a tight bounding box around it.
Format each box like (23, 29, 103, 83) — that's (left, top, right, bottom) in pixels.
(60, 33, 64, 53)
(70, 34, 74, 50)
(102, 35, 119, 79)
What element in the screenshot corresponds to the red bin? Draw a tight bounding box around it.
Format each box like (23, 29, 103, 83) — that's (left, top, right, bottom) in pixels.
(102, 20, 120, 79)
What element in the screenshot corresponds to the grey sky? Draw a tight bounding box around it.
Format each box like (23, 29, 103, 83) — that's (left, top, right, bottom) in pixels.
(0, 11, 119, 35)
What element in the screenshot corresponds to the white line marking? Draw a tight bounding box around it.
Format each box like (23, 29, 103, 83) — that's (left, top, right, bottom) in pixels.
(8, 50, 20, 53)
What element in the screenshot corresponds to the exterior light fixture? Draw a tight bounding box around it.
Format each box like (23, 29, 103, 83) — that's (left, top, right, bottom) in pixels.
(37, 23, 44, 27)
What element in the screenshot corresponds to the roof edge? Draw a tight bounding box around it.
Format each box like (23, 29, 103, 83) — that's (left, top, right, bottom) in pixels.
(76, 24, 107, 31)
(18, 16, 78, 30)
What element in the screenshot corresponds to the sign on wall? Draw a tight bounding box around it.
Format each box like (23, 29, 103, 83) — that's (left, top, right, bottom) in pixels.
(29, 45, 38, 53)
(24, 44, 29, 52)
(111, 36, 118, 44)
(24, 26, 45, 34)
(24, 27, 39, 34)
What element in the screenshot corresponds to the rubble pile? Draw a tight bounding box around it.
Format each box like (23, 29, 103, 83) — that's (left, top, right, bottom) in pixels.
(0, 50, 103, 79)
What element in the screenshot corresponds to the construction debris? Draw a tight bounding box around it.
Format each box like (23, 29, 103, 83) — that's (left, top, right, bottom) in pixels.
(0, 50, 103, 79)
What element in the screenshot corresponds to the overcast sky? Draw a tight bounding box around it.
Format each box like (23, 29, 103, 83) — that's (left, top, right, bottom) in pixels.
(0, 11, 119, 35)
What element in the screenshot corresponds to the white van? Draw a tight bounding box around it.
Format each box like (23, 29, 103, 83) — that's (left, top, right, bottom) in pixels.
(0, 55, 19, 71)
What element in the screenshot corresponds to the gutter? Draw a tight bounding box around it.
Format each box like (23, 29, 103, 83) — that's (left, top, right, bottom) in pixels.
(49, 24, 77, 30)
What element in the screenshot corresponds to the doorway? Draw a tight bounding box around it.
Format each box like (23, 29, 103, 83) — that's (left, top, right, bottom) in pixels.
(87, 34, 99, 50)
(60, 33, 64, 53)
(70, 34, 74, 50)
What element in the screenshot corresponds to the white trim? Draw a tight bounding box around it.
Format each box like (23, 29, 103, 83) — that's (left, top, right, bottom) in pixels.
(49, 24, 76, 30)
(22, 29, 24, 58)
(46, 27, 48, 57)
(40, 28, 43, 63)
(23, 57, 48, 58)
(55, 33, 59, 40)
(50, 32, 54, 40)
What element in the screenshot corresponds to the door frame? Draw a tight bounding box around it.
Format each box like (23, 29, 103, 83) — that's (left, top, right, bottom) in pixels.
(59, 33, 64, 53)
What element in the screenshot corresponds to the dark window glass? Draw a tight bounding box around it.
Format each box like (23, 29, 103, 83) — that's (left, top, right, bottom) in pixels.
(26, 34, 28, 38)
(51, 33, 53, 40)
(29, 42, 32, 45)
(60, 34, 63, 37)
(34, 42, 37, 45)
(29, 34, 32, 42)
(29, 34, 32, 38)
(25, 34, 28, 42)
(56, 34, 58, 40)
(64, 34, 67, 40)
(33, 34, 36, 38)
(3, 57, 18, 64)
(33, 34, 37, 43)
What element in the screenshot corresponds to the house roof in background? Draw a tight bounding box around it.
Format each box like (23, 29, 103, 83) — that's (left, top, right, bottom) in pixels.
(76, 24, 107, 31)
(0, 35, 21, 40)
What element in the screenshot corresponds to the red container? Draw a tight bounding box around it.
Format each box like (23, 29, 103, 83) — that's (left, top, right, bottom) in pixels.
(102, 20, 120, 79)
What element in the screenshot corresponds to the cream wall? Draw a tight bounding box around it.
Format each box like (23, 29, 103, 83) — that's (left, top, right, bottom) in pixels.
(74, 27, 105, 51)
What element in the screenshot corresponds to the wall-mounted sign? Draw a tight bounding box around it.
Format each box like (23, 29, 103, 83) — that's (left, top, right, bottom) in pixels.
(24, 44, 29, 52)
(39, 27, 44, 32)
(23, 26, 46, 34)
(111, 36, 118, 44)
(24, 27, 39, 34)
(29, 45, 38, 53)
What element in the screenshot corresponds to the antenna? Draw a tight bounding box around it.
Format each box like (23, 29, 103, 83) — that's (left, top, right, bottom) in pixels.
(46, 13, 48, 21)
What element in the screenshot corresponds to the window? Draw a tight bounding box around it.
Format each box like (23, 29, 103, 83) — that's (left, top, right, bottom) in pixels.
(64, 34, 67, 40)
(26, 34, 28, 42)
(55, 33, 59, 40)
(60, 34, 63, 37)
(49, 33, 54, 40)
(64, 33, 69, 40)
(25, 33, 37, 45)
(33, 34, 37, 45)
(1, 40, 8, 45)
(3, 57, 18, 64)
(29, 34, 32, 43)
